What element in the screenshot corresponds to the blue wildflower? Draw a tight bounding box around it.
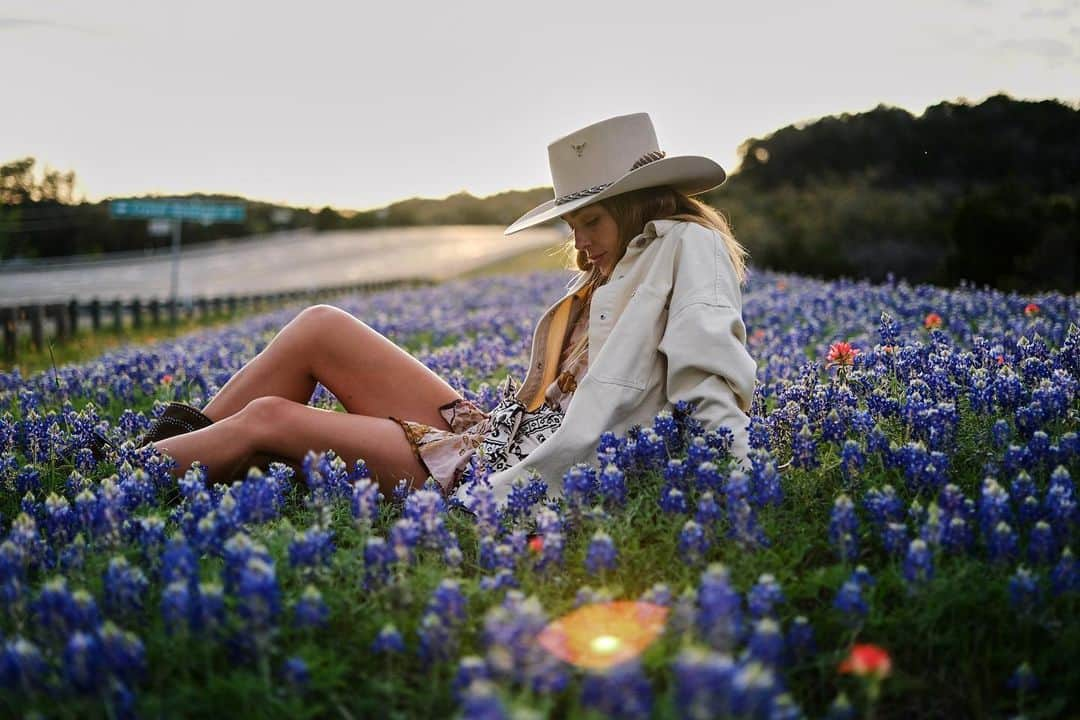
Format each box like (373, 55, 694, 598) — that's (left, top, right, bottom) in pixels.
(294, 585, 329, 629)
(747, 574, 785, 619)
(828, 494, 859, 562)
(281, 656, 310, 691)
(786, 616, 817, 664)
(1051, 547, 1078, 595)
(585, 531, 618, 574)
(833, 580, 868, 625)
(989, 521, 1019, 564)
(1007, 566, 1040, 613)
(598, 464, 628, 507)
(697, 563, 744, 651)
(580, 660, 654, 720)
(371, 623, 405, 654)
(679, 520, 711, 566)
(902, 539, 934, 587)
(660, 484, 689, 514)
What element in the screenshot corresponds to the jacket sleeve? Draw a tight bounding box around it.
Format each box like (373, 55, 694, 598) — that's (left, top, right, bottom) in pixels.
(657, 224, 758, 466)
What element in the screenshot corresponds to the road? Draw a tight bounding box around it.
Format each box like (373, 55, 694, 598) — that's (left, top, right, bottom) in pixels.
(0, 225, 565, 303)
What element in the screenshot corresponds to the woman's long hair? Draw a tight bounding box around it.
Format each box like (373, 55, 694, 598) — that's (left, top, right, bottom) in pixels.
(557, 185, 750, 371)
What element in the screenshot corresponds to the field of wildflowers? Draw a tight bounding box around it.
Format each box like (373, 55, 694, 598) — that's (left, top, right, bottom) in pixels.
(1, 268, 1077, 719)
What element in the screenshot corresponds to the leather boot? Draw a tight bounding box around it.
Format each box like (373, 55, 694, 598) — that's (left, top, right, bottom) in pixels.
(88, 402, 214, 464)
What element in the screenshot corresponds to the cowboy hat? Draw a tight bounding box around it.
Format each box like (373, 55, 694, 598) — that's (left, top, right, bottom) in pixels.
(504, 112, 727, 235)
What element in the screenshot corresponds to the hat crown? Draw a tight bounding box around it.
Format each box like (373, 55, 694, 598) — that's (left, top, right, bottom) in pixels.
(547, 113, 661, 200)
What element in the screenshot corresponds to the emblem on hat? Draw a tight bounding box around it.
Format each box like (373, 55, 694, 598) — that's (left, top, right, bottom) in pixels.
(570, 141, 587, 157)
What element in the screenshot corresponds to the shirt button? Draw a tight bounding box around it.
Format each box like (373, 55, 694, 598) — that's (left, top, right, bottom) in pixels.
(600, 313, 606, 320)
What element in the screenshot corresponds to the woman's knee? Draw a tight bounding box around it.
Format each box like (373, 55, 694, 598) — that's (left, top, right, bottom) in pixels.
(295, 304, 357, 333)
(237, 395, 300, 447)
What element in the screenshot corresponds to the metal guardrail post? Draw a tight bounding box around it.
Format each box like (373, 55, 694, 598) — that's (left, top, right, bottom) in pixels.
(90, 298, 102, 331)
(30, 304, 44, 350)
(111, 299, 123, 331)
(132, 298, 143, 329)
(149, 298, 160, 325)
(2, 307, 15, 362)
(68, 298, 79, 335)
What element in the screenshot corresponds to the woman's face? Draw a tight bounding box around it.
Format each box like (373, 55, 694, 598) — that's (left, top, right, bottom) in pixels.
(561, 203, 621, 277)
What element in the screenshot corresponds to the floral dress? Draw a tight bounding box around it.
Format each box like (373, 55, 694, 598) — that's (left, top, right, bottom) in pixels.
(392, 290, 592, 499)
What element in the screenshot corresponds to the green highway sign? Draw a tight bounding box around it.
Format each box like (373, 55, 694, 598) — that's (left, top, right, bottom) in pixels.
(109, 199, 246, 223)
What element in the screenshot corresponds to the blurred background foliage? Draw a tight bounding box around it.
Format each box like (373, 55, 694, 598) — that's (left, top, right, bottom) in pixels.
(2, 93, 1077, 293)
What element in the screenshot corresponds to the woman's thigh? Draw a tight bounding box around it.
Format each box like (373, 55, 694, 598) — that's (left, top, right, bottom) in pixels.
(245, 395, 430, 493)
(294, 305, 462, 429)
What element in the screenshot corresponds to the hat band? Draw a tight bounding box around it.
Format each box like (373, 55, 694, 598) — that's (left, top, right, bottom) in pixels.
(553, 150, 667, 206)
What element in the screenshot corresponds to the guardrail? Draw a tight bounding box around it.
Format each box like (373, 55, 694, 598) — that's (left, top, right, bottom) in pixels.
(1, 277, 433, 363)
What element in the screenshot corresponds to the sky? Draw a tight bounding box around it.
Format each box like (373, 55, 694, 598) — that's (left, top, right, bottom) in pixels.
(2, 0, 1078, 211)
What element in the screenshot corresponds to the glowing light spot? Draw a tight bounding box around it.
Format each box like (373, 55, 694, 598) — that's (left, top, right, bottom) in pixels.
(590, 634, 621, 654)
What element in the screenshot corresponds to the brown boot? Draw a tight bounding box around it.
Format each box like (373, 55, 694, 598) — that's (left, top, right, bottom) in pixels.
(140, 402, 216, 445)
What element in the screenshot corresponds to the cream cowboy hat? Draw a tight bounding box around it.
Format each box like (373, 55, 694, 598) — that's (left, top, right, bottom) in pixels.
(504, 112, 727, 235)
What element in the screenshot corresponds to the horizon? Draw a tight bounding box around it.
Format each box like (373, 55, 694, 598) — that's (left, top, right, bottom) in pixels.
(3, 0, 1078, 211)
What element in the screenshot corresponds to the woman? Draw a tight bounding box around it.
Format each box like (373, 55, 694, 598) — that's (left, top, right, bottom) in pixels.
(95, 112, 757, 510)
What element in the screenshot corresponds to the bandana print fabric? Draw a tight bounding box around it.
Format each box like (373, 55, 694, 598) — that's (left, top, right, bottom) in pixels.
(392, 291, 592, 499)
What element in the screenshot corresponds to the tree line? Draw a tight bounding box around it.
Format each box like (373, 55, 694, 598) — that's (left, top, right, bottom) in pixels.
(2, 93, 1076, 292)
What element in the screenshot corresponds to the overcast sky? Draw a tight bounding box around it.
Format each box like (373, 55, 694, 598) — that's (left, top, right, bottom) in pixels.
(2, 0, 1077, 210)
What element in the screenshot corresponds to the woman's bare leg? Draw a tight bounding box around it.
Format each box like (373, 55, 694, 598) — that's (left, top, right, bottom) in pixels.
(154, 396, 429, 494)
(200, 304, 461, 429)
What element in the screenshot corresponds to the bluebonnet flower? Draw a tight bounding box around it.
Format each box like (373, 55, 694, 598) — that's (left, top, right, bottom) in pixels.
(562, 464, 597, 511)
(98, 621, 146, 684)
(660, 484, 689, 515)
(371, 623, 405, 654)
(363, 536, 394, 589)
(1007, 566, 1040, 613)
(839, 440, 865, 485)
(695, 492, 723, 526)
(991, 419, 1012, 448)
(729, 660, 785, 718)
(390, 518, 421, 565)
(654, 410, 683, 454)
(160, 534, 197, 586)
(103, 556, 149, 618)
(1051, 547, 1077, 595)
(989, 521, 1019, 564)
(453, 656, 491, 702)
(786, 616, 816, 664)
(585, 531, 618, 574)
(0, 637, 47, 691)
(418, 612, 457, 663)
(863, 485, 904, 528)
(748, 415, 772, 451)
(598, 464, 628, 507)
(63, 630, 103, 694)
(459, 679, 510, 720)
(427, 578, 467, 626)
(580, 660, 654, 720)
(161, 580, 193, 635)
(687, 441, 717, 474)
(834, 568, 870, 626)
(883, 522, 909, 557)
(750, 457, 784, 507)
(747, 574, 785, 619)
(294, 585, 329, 629)
(747, 618, 785, 666)
(679, 520, 711, 566)
(692, 460, 721, 494)
(1028, 521, 1057, 564)
(235, 556, 281, 634)
(288, 526, 336, 571)
(791, 424, 820, 470)
(903, 539, 934, 587)
(479, 569, 518, 592)
(697, 563, 744, 651)
(482, 591, 567, 693)
(828, 494, 859, 562)
(194, 582, 226, 636)
(942, 515, 974, 555)
(351, 477, 383, 530)
(1007, 661, 1038, 693)
(671, 645, 737, 719)
(281, 656, 310, 690)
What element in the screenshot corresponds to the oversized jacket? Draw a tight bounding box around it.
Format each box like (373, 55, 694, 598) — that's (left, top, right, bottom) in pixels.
(452, 217, 758, 510)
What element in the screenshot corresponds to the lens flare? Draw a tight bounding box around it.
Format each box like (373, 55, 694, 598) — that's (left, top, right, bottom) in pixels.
(537, 601, 668, 670)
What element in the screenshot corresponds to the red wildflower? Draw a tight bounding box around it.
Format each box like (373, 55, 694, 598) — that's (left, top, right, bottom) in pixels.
(825, 341, 860, 369)
(923, 312, 943, 330)
(161, 374, 173, 385)
(1024, 302, 1040, 317)
(838, 643, 892, 679)
(528, 535, 544, 554)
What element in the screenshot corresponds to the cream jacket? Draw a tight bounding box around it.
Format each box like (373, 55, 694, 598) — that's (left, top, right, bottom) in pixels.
(453, 218, 758, 509)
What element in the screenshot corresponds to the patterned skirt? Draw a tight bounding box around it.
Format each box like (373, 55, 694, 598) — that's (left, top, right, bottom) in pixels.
(390, 374, 564, 499)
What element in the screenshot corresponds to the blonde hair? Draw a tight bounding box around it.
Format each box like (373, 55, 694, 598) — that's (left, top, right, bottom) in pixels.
(558, 185, 750, 371)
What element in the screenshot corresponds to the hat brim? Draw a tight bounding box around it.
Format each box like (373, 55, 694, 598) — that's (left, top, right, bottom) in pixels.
(504, 155, 726, 236)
